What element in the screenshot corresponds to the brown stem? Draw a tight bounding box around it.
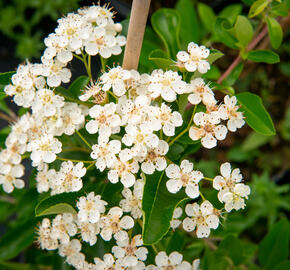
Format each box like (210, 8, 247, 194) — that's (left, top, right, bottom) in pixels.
(0, 112, 16, 123)
(122, 0, 151, 70)
(217, 25, 268, 84)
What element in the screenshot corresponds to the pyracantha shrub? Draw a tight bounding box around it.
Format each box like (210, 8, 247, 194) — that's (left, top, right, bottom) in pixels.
(0, 3, 254, 270)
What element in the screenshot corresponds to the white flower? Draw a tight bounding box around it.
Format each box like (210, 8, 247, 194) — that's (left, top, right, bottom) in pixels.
(51, 161, 86, 195)
(94, 253, 123, 270)
(148, 69, 186, 102)
(187, 78, 216, 106)
(122, 124, 159, 158)
(91, 139, 121, 171)
(100, 66, 131, 97)
(166, 160, 203, 198)
(86, 103, 121, 139)
(56, 102, 85, 136)
(0, 142, 26, 165)
(0, 164, 25, 193)
(4, 62, 45, 107)
(58, 239, 85, 268)
(192, 259, 200, 270)
(79, 80, 105, 102)
(77, 221, 100, 246)
(28, 135, 62, 164)
(41, 58, 71, 87)
(140, 140, 168, 175)
(32, 89, 64, 117)
(112, 234, 148, 267)
(51, 214, 77, 244)
(189, 112, 227, 149)
(35, 163, 57, 193)
(77, 192, 107, 223)
(36, 218, 59, 250)
(153, 251, 191, 270)
(100, 206, 134, 241)
(219, 95, 245, 132)
(120, 179, 144, 219)
(177, 42, 210, 73)
(79, 5, 114, 27)
(213, 162, 250, 212)
(170, 207, 183, 230)
(148, 103, 183, 136)
(182, 200, 219, 238)
(108, 156, 139, 188)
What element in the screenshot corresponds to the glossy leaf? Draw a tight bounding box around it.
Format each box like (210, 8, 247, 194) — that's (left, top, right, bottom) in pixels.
(208, 49, 224, 64)
(35, 192, 81, 217)
(215, 18, 238, 49)
(266, 17, 283, 49)
(270, 2, 289, 17)
(197, 3, 216, 32)
(0, 219, 36, 260)
(68, 75, 90, 98)
(273, 260, 290, 270)
(249, 0, 268, 18)
(258, 218, 289, 269)
(176, 0, 199, 44)
(247, 50, 280, 64)
(219, 4, 243, 24)
(148, 49, 176, 70)
(236, 92, 276, 135)
(151, 8, 181, 58)
(0, 71, 15, 89)
(234, 15, 253, 48)
(142, 171, 188, 244)
(224, 62, 244, 86)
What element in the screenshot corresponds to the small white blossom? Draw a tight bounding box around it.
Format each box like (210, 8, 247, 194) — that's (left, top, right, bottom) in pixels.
(120, 179, 144, 219)
(51, 214, 77, 244)
(77, 221, 100, 246)
(213, 162, 250, 212)
(100, 206, 134, 241)
(170, 207, 183, 230)
(189, 112, 227, 149)
(108, 156, 139, 188)
(94, 253, 123, 270)
(28, 135, 62, 164)
(183, 200, 219, 238)
(187, 78, 216, 106)
(0, 164, 25, 193)
(148, 70, 186, 102)
(112, 234, 148, 267)
(177, 42, 210, 73)
(148, 103, 183, 137)
(219, 95, 245, 132)
(35, 163, 57, 193)
(140, 140, 168, 175)
(86, 103, 121, 139)
(37, 218, 59, 250)
(91, 138, 121, 171)
(77, 192, 107, 223)
(166, 160, 203, 199)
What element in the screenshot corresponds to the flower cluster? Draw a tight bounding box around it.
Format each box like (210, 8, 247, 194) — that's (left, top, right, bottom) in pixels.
(0, 3, 252, 270)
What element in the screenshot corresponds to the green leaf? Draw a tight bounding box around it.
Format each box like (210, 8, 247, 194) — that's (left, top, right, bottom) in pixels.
(273, 260, 290, 270)
(176, 0, 199, 44)
(242, 132, 273, 151)
(35, 192, 81, 217)
(36, 203, 77, 217)
(0, 71, 15, 86)
(148, 49, 176, 70)
(151, 8, 181, 58)
(219, 4, 243, 24)
(247, 50, 280, 64)
(270, 2, 289, 17)
(258, 218, 289, 269)
(207, 49, 224, 64)
(249, 0, 269, 18)
(142, 171, 188, 244)
(68, 75, 90, 98)
(167, 143, 185, 161)
(218, 235, 245, 265)
(236, 92, 276, 135)
(0, 219, 36, 260)
(234, 16, 253, 48)
(215, 18, 238, 49)
(266, 17, 283, 49)
(0, 262, 35, 270)
(197, 3, 216, 32)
